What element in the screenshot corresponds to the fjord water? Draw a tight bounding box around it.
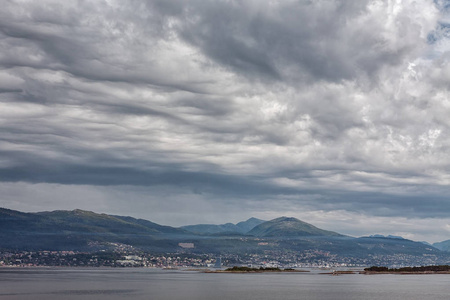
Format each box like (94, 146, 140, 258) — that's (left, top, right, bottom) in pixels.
(1, 268, 449, 300)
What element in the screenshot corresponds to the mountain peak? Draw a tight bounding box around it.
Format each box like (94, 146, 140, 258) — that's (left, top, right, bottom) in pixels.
(248, 216, 343, 237)
(246, 217, 262, 222)
(273, 216, 300, 222)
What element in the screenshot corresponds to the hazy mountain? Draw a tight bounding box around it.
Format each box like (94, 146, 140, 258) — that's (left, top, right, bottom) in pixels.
(433, 240, 450, 251)
(236, 217, 266, 233)
(368, 234, 405, 240)
(420, 241, 433, 246)
(247, 216, 343, 237)
(354, 236, 439, 256)
(181, 223, 240, 235)
(181, 217, 265, 235)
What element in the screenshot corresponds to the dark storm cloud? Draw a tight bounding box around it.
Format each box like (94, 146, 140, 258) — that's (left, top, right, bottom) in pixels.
(0, 0, 449, 234)
(0, 88, 22, 93)
(0, 149, 293, 195)
(2, 146, 449, 219)
(309, 189, 450, 219)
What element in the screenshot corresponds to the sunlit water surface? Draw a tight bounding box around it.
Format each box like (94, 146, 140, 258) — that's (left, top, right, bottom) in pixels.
(1, 268, 449, 300)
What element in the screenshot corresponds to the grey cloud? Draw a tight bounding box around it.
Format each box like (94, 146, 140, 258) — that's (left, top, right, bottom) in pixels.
(0, 2, 208, 95)
(0, 148, 300, 197)
(434, 0, 450, 12)
(1, 143, 448, 219)
(0, 88, 22, 93)
(150, 0, 424, 84)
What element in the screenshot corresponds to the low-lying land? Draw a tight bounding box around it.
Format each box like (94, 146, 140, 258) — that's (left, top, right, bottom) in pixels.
(205, 266, 308, 273)
(362, 265, 450, 274)
(320, 270, 357, 275)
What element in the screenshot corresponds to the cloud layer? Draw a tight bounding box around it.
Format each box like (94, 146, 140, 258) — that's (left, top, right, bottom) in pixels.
(1, 0, 449, 241)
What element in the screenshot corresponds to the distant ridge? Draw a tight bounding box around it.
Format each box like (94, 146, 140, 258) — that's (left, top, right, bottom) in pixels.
(368, 234, 405, 240)
(32, 209, 187, 235)
(181, 217, 265, 235)
(433, 239, 450, 252)
(247, 216, 343, 237)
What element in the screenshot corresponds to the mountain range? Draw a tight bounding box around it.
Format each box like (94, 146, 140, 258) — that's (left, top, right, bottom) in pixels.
(1, 207, 450, 265)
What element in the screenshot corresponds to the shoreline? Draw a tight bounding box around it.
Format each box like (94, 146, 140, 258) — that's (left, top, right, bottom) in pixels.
(361, 271, 450, 275)
(204, 269, 309, 273)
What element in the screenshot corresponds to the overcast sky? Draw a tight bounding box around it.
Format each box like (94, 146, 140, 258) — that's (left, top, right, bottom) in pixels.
(1, 0, 450, 243)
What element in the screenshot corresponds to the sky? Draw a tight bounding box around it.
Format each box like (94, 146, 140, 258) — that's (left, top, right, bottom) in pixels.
(1, 0, 450, 243)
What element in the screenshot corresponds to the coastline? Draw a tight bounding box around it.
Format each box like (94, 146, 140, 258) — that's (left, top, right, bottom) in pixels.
(361, 271, 450, 275)
(204, 269, 309, 273)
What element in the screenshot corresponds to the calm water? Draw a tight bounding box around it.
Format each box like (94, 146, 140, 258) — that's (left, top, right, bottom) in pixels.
(0, 268, 449, 300)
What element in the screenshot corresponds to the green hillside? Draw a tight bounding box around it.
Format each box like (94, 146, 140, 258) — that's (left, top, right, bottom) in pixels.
(0, 208, 186, 251)
(248, 217, 343, 237)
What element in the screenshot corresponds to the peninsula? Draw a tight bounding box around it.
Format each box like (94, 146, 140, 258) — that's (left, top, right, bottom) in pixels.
(362, 265, 450, 274)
